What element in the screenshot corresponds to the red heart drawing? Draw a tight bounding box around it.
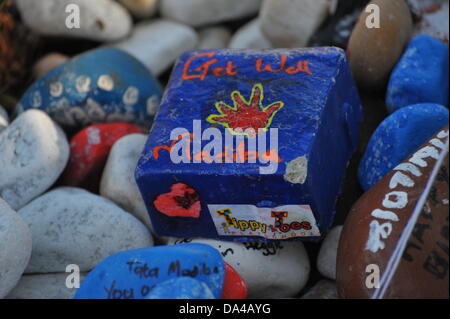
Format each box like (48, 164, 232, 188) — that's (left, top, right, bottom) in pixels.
(153, 183, 201, 218)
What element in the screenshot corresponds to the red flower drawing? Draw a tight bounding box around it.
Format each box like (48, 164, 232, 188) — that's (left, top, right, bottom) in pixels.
(153, 183, 201, 218)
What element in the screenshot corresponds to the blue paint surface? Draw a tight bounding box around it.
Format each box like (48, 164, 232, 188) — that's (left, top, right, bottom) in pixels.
(358, 103, 449, 191)
(135, 48, 363, 241)
(16, 48, 163, 129)
(74, 243, 225, 299)
(146, 277, 215, 299)
(386, 35, 449, 113)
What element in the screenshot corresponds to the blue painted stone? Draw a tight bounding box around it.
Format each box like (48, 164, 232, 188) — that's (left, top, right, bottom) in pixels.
(358, 103, 449, 191)
(386, 35, 449, 113)
(146, 277, 215, 299)
(74, 243, 225, 299)
(16, 48, 163, 130)
(135, 48, 363, 241)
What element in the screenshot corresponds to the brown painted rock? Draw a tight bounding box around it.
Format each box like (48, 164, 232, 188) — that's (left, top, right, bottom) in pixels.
(337, 126, 449, 299)
(347, 0, 413, 90)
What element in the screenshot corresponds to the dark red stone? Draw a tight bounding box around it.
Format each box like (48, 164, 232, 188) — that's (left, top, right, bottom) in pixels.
(221, 262, 248, 299)
(60, 122, 142, 192)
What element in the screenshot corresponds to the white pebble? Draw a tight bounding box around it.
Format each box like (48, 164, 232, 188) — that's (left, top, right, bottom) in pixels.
(259, 0, 332, 47)
(317, 225, 343, 280)
(15, 0, 132, 41)
(229, 18, 272, 49)
(100, 134, 153, 231)
(0, 110, 70, 210)
(109, 19, 198, 76)
(160, 0, 262, 27)
(0, 199, 32, 298)
(198, 27, 232, 49)
(0, 105, 8, 133)
(18, 187, 154, 273)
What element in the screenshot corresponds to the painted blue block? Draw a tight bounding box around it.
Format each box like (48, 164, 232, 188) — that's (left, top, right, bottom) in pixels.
(135, 48, 363, 242)
(146, 277, 215, 299)
(74, 243, 225, 299)
(359, 103, 449, 191)
(16, 48, 163, 130)
(386, 35, 449, 113)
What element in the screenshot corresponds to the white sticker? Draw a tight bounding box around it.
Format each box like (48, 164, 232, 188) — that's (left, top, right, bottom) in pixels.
(207, 204, 321, 240)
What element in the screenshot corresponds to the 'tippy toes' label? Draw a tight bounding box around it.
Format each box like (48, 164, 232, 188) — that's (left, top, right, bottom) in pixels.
(208, 205, 320, 240)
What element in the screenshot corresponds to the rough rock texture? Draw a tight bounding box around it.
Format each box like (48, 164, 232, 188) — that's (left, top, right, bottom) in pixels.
(6, 273, 87, 299)
(0, 199, 32, 298)
(0, 110, 70, 210)
(18, 187, 154, 273)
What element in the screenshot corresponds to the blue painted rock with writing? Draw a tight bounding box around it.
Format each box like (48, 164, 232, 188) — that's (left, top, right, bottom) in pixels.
(15, 48, 163, 130)
(358, 103, 449, 191)
(135, 48, 363, 242)
(386, 35, 449, 113)
(145, 277, 215, 299)
(74, 243, 225, 299)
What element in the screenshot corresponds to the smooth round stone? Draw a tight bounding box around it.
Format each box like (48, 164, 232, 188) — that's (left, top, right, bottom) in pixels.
(301, 280, 339, 299)
(167, 238, 310, 298)
(228, 18, 273, 49)
(160, 0, 262, 27)
(358, 103, 449, 190)
(259, 0, 332, 48)
(75, 243, 225, 299)
(100, 134, 152, 230)
(0, 110, 70, 210)
(0, 199, 32, 298)
(6, 273, 87, 299)
(386, 35, 449, 113)
(198, 27, 231, 50)
(33, 52, 69, 79)
(17, 187, 153, 273)
(118, 0, 158, 18)
(317, 225, 343, 280)
(109, 19, 198, 77)
(15, 0, 132, 41)
(221, 262, 247, 299)
(0, 104, 8, 133)
(338, 127, 449, 298)
(61, 123, 143, 192)
(347, 0, 413, 90)
(16, 48, 163, 130)
(146, 277, 215, 299)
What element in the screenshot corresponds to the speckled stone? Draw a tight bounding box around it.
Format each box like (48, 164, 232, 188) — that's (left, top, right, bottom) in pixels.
(17, 187, 153, 273)
(0, 110, 70, 210)
(16, 48, 163, 130)
(160, 0, 262, 27)
(166, 237, 310, 298)
(0, 199, 32, 298)
(6, 273, 87, 299)
(15, 0, 132, 41)
(358, 103, 448, 190)
(386, 35, 449, 113)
